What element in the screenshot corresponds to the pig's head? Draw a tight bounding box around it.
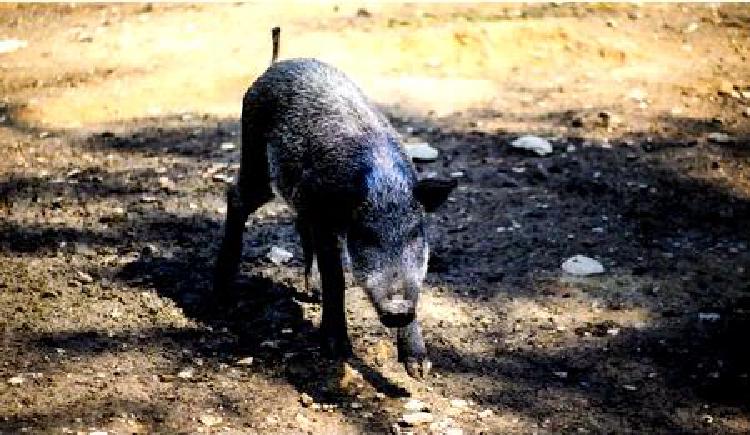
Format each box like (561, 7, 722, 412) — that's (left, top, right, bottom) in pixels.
(347, 168, 456, 328)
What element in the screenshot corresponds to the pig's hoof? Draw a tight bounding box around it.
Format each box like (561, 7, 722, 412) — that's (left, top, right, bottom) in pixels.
(320, 335, 353, 359)
(404, 356, 432, 379)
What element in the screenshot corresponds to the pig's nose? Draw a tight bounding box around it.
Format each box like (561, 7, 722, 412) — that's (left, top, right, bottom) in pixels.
(379, 298, 415, 328)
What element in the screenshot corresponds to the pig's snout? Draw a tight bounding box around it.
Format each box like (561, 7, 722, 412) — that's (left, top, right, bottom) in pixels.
(378, 297, 415, 328)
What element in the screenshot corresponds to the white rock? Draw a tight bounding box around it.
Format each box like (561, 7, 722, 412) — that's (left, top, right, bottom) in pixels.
(7, 376, 24, 385)
(628, 88, 648, 102)
(404, 142, 439, 162)
(199, 415, 223, 426)
(400, 411, 434, 425)
(698, 312, 721, 322)
(76, 271, 94, 283)
(562, 255, 605, 276)
(0, 39, 27, 54)
(220, 142, 236, 151)
(510, 135, 553, 156)
(212, 173, 234, 183)
(176, 368, 193, 379)
(235, 356, 254, 366)
(707, 132, 731, 143)
(449, 398, 468, 408)
(158, 176, 176, 191)
(267, 246, 293, 265)
(403, 398, 427, 411)
(449, 171, 465, 178)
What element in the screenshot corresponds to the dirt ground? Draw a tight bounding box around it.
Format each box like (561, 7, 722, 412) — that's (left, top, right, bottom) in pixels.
(1, 3, 750, 434)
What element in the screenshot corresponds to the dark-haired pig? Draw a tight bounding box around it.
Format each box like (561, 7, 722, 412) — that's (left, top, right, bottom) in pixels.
(214, 28, 456, 379)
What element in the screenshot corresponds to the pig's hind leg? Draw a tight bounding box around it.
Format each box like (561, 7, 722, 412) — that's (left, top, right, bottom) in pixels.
(213, 133, 273, 294)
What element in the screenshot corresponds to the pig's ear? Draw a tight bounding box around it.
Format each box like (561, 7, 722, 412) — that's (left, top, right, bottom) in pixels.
(413, 178, 457, 212)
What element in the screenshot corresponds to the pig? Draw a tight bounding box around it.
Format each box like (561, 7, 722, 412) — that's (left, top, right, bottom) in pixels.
(214, 27, 456, 379)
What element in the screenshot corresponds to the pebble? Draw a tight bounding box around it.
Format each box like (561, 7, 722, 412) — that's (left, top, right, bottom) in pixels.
(220, 141, 236, 151)
(267, 246, 293, 265)
(212, 173, 234, 183)
(76, 271, 94, 283)
(199, 415, 223, 426)
(707, 132, 731, 143)
(562, 255, 605, 276)
(403, 398, 428, 411)
(300, 392, 314, 407)
(400, 411, 434, 426)
(176, 368, 194, 379)
(478, 409, 494, 419)
(7, 376, 24, 385)
(158, 176, 176, 191)
(404, 142, 439, 162)
(510, 135, 553, 156)
(140, 195, 158, 203)
(449, 399, 468, 408)
(449, 171, 464, 178)
(235, 356, 254, 366)
(0, 39, 27, 54)
(698, 312, 721, 322)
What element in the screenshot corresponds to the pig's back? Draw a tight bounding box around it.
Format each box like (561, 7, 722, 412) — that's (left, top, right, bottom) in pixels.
(242, 59, 412, 223)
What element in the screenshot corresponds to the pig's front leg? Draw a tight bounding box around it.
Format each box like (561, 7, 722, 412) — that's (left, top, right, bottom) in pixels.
(397, 320, 431, 379)
(314, 229, 353, 358)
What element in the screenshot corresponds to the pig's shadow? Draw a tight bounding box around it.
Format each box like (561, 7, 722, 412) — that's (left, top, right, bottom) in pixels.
(117, 251, 410, 401)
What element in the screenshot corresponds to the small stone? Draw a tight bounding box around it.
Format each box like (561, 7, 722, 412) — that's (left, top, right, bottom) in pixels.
(158, 176, 176, 191)
(212, 173, 234, 183)
(562, 255, 605, 276)
(742, 107, 750, 118)
(553, 371, 568, 379)
(220, 141, 236, 151)
(176, 368, 193, 379)
(140, 195, 158, 203)
(510, 135, 553, 156)
(685, 22, 699, 33)
(718, 80, 734, 96)
(235, 356, 254, 366)
(267, 246, 293, 265)
(350, 402, 362, 409)
(404, 399, 428, 412)
(404, 142, 439, 162)
(701, 414, 714, 424)
(444, 428, 463, 435)
(300, 392, 314, 407)
(7, 376, 24, 385)
(400, 411, 434, 426)
(622, 384, 637, 391)
(449, 171, 464, 178)
(707, 132, 731, 143)
(76, 271, 94, 283)
(449, 399, 468, 408)
(478, 409, 494, 419)
(0, 39, 27, 54)
(698, 312, 721, 322)
(628, 88, 648, 104)
(199, 415, 223, 426)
